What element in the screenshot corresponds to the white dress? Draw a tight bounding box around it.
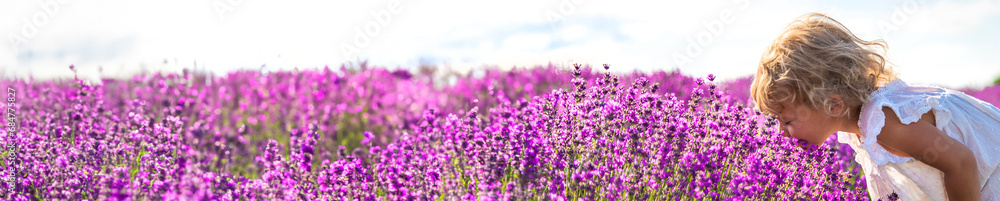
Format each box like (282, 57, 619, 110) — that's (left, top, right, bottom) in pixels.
(836, 79, 1000, 201)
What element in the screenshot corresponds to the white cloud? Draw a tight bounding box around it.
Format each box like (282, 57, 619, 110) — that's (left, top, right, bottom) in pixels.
(556, 25, 589, 42)
(893, 42, 1000, 88)
(906, 0, 1000, 35)
(500, 33, 552, 52)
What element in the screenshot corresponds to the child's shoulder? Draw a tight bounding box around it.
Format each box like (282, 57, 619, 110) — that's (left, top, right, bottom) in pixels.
(870, 105, 959, 160)
(856, 79, 953, 160)
(874, 106, 937, 142)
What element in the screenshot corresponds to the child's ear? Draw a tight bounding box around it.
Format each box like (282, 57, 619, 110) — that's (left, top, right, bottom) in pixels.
(828, 94, 845, 116)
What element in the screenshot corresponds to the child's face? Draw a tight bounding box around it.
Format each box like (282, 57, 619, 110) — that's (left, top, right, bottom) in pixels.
(775, 100, 839, 145)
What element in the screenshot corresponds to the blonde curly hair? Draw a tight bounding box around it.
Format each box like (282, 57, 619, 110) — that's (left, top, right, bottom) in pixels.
(751, 13, 897, 117)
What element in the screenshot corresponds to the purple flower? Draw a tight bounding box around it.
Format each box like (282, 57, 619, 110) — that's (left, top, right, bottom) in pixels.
(0, 63, 874, 200)
(361, 131, 373, 146)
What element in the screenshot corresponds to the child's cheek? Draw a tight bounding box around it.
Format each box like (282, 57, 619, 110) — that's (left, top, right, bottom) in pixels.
(787, 126, 807, 141)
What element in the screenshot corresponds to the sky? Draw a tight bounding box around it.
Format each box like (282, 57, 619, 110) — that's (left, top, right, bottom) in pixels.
(1, 0, 999, 89)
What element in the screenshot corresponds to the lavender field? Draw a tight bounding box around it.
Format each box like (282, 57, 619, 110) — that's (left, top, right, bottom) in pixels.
(3, 63, 995, 200)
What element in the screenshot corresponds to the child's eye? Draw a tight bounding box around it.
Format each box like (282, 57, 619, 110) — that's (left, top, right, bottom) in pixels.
(784, 120, 792, 125)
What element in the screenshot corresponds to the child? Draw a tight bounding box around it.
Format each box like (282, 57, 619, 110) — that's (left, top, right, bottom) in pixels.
(750, 13, 1000, 200)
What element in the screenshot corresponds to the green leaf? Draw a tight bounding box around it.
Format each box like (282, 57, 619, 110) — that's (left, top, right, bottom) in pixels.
(130, 146, 147, 182)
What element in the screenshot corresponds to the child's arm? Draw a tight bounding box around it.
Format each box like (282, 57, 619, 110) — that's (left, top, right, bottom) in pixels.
(876, 107, 981, 200)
